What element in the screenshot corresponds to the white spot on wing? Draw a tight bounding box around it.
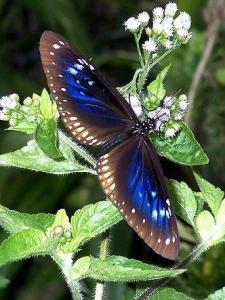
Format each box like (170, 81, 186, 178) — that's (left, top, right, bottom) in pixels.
(53, 44, 60, 49)
(165, 238, 170, 245)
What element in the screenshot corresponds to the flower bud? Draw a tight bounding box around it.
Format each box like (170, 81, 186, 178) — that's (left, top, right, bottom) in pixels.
(54, 226, 64, 235)
(9, 118, 18, 126)
(179, 94, 187, 101)
(138, 12, 150, 26)
(10, 93, 20, 102)
(23, 97, 33, 106)
(165, 3, 177, 17)
(145, 27, 152, 36)
(153, 7, 164, 19)
(64, 230, 72, 239)
(124, 17, 140, 33)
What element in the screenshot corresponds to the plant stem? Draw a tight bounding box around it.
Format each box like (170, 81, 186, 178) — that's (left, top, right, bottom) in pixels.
(136, 242, 207, 300)
(134, 33, 144, 68)
(137, 48, 174, 94)
(52, 252, 82, 300)
(94, 231, 110, 300)
(58, 130, 96, 168)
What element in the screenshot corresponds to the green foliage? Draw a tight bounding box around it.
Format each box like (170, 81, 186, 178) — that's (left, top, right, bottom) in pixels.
(206, 287, 225, 300)
(36, 119, 62, 159)
(149, 288, 194, 300)
(150, 121, 209, 165)
(168, 179, 198, 227)
(35, 89, 62, 159)
(0, 204, 54, 234)
(193, 172, 224, 215)
(65, 201, 122, 252)
(0, 229, 60, 266)
(73, 256, 184, 281)
(145, 65, 170, 109)
(0, 197, 185, 300)
(0, 139, 95, 174)
(196, 210, 215, 241)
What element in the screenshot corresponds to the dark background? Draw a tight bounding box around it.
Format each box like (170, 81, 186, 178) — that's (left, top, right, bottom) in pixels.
(0, 0, 225, 299)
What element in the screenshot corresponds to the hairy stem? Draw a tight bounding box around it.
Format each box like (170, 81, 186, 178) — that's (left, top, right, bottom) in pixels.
(134, 33, 144, 68)
(137, 48, 174, 94)
(58, 130, 96, 168)
(52, 252, 82, 300)
(94, 231, 110, 300)
(136, 242, 208, 300)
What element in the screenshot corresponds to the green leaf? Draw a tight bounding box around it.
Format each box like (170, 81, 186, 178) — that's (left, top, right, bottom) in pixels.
(73, 256, 185, 281)
(168, 179, 197, 226)
(215, 199, 225, 240)
(7, 121, 36, 134)
(39, 89, 57, 120)
(145, 65, 170, 109)
(35, 119, 62, 159)
(0, 204, 54, 234)
(0, 140, 95, 175)
(206, 287, 225, 300)
(193, 172, 224, 215)
(0, 276, 9, 289)
(64, 201, 122, 252)
(0, 228, 60, 266)
(150, 121, 209, 165)
(194, 192, 205, 215)
(196, 210, 215, 241)
(149, 288, 194, 300)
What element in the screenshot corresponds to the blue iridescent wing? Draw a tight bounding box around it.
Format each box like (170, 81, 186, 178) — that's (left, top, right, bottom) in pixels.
(97, 135, 179, 260)
(40, 31, 137, 146)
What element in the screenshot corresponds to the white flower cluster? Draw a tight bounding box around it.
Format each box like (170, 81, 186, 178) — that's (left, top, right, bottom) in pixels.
(124, 3, 192, 54)
(0, 94, 19, 121)
(149, 3, 192, 52)
(124, 11, 150, 33)
(147, 93, 188, 138)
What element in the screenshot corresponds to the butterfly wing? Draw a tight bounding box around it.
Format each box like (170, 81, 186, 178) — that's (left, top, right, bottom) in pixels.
(97, 135, 179, 260)
(40, 31, 137, 146)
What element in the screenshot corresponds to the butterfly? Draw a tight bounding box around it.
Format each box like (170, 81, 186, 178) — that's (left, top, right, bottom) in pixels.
(40, 31, 179, 260)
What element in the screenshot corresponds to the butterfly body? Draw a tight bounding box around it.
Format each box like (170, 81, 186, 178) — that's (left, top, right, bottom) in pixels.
(40, 31, 179, 260)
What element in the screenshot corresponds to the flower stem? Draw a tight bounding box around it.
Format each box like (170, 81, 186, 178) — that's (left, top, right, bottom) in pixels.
(137, 48, 174, 94)
(136, 242, 207, 300)
(52, 252, 82, 300)
(94, 231, 110, 300)
(134, 32, 144, 68)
